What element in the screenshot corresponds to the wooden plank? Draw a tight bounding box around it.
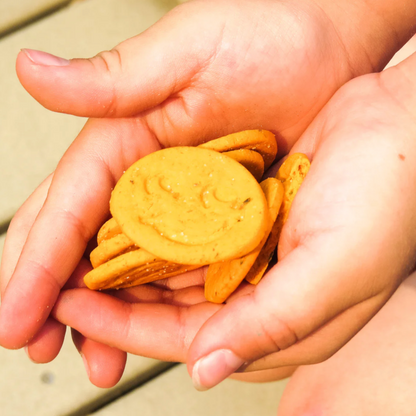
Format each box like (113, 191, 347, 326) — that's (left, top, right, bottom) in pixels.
(94, 364, 288, 416)
(0, 0, 70, 37)
(0, 332, 172, 416)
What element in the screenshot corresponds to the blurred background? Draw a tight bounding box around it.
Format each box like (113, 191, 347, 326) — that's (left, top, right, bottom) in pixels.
(0, 0, 415, 414)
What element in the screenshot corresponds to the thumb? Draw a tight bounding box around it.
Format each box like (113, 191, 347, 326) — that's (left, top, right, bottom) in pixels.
(16, 8, 215, 118)
(187, 232, 397, 391)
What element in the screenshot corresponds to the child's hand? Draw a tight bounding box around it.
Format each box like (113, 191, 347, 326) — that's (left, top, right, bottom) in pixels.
(51, 53, 416, 389)
(0, 0, 414, 385)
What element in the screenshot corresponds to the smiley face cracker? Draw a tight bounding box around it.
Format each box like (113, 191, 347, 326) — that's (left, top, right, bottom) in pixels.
(205, 177, 284, 303)
(110, 147, 269, 265)
(198, 130, 277, 170)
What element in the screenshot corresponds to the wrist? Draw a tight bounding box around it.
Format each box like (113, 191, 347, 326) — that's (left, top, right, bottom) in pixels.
(311, 0, 416, 73)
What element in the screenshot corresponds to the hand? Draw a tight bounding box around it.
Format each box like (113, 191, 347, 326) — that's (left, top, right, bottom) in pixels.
(47, 51, 416, 388)
(0, 0, 351, 354)
(53, 52, 416, 391)
(0, 0, 412, 386)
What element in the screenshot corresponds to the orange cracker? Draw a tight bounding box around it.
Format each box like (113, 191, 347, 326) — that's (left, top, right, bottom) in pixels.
(110, 147, 269, 265)
(204, 177, 283, 303)
(198, 130, 277, 170)
(245, 153, 310, 285)
(223, 149, 264, 182)
(97, 217, 122, 245)
(84, 248, 199, 290)
(90, 233, 136, 268)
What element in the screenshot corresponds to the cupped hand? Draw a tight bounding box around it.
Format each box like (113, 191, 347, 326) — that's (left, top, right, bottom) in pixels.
(0, 0, 410, 387)
(0, 0, 359, 353)
(53, 52, 416, 390)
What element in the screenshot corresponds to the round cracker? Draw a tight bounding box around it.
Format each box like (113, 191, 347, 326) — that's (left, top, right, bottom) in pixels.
(97, 217, 122, 244)
(223, 149, 264, 182)
(84, 249, 198, 290)
(90, 233, 136, 268)
(110, 147, 269, 265)
(205, 177, 283, 303)
(199, 130, 277, 170)
(245, 153, 310, 284)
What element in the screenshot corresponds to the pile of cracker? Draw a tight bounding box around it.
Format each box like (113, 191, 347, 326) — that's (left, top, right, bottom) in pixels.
(84, 130, 310, 303)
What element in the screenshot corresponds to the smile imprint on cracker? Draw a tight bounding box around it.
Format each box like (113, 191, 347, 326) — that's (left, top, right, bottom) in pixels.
(84, 130, 310, 303)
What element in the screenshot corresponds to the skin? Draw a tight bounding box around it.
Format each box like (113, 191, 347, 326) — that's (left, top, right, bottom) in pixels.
(0, 0, 416, 395)
(277, 272, 416, 416)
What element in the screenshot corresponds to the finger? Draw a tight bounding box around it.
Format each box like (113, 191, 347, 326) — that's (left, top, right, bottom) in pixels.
(187, 244, 391, 390)
(72, 329, 127, 388)
(212, 294, 377, 374)
(24, 318, 66, 363)
(63, 258, 91, 290)
(224, 280, 256, 304)
(58, 260, 127, 383)
(15, 5, 216, 119)
(52, 288, 221, 363)
(236, 293, 384, 373)
(0, 174, 68, 361)
(0, 174, 53, 296)
(0, 118, 161, 349)
(230, 366, 297, 383)
(57, 286, 294, 375)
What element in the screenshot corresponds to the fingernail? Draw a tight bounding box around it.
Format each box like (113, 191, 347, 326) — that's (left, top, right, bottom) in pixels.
(24, 345, 35, 363)
(192, 349, 245, 391)
(22, 49, 70, 67)
(81, 353, 91, 378)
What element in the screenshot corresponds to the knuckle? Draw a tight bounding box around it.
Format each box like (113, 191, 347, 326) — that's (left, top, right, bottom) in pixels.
(25, 258, 62, 294)
(57, 208, 94, 246)
(177, 307, 191, 354)
(258, 314, 300, 355)
(120, 302, 133, 340)
(250, 294, 300, 356)
(91, 48, 123, 116)
(94, 48, 123, 76)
